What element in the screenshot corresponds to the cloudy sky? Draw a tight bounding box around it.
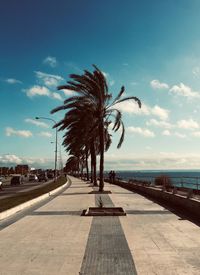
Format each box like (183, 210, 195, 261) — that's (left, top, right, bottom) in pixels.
(1, 0, 200, 170)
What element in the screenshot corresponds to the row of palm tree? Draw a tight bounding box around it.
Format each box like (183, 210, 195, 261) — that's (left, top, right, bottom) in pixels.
(51, 65, 141, 191)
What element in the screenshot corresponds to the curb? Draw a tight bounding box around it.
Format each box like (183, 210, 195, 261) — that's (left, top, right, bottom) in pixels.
(0, 178, 69, 221)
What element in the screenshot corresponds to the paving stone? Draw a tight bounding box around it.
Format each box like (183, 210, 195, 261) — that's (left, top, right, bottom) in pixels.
(80, 192, 137, 275)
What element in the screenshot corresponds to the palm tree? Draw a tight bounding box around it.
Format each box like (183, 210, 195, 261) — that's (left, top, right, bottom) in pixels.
(53, 102, 97, 184)
(65, 155, 80, 175)
(51, 65, 141, 191)
(53, 103, 111, 186)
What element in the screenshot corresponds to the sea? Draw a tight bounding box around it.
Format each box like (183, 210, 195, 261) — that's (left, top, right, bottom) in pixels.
(105, 170, 200, 190)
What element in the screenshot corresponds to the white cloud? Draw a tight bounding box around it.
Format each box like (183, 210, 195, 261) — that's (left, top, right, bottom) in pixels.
(26, 85, 62, 100)
(0, 154, 56, 168)
(148, 118, 199, 133)
(150, 79, 169, 90)
(38, 131, 52, 138)
(25, 118, 49, 128)
(151, 105, 169, 120)
(177, 119, 199, 130)
(104, 152, 200, 170)
(174, 132, 186, 138)
(3, 151, 200, 170)
(115, 101, 149, 115)
(127, 126, 155, 137)
(0, 154, 22, 164)
(35, 71, 64, 87)
(62, 88, 75, 96)
(191, 131, 200, 137)
(146, 119, 172, 128)
(162, 130, 171, 136)
(170, 83, 200, 99)
(43, 56, 57, 67)
(51, 92, 63, 101)
(159, 152, 181, 158)
(26, 85, 50, 97)
(5, 127, 33, 138)
(115, 101, 169, 120)
(192, 67, 200, 78)
(5, 78, 22, 84)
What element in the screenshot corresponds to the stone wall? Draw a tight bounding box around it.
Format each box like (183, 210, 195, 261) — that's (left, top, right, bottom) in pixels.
(114, 180, 200, 219)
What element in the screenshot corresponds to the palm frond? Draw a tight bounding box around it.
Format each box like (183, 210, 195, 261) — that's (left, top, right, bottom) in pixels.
(51, 105, 65, 114)
(114, 96, 142, 108)
(117, 122, 125, 149)
(112, 86, 125, 104)
(110, 109, 122, 132)
(57, 85, 79, 92)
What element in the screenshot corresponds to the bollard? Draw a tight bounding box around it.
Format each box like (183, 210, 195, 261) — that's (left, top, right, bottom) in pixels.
(173, 186, 177, 195)
(187, 189, 193, 199)
(162, 185, 166, 192)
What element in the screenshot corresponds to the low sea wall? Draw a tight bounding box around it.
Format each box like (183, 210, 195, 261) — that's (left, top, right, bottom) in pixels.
(113, 180, 200, 219)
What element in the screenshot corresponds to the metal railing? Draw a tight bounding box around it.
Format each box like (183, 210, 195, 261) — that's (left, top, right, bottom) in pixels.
(120, 175, 200, 190)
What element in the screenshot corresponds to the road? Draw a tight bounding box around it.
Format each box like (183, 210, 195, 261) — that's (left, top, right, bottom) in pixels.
(0, 177, 53, 200)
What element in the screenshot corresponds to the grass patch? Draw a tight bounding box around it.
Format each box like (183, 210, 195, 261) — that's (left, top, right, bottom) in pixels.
(0, 177, 67, 213)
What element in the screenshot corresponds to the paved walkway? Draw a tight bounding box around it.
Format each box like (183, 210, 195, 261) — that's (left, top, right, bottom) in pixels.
(0, 176, 200, 274)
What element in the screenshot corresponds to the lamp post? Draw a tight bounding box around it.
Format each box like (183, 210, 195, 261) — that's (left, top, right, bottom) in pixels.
(51, 141, 63, 175)
(35, 117, 58, 180)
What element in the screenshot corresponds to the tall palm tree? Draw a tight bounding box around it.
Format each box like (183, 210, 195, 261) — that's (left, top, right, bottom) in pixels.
(51, 65, 141, 191)
(65, 155, 80, 175)
(53, 102, 97, 184)
(53, 103, 111, 186)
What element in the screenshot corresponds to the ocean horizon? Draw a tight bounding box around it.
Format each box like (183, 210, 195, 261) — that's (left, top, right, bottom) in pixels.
(104, 169, 200, 189)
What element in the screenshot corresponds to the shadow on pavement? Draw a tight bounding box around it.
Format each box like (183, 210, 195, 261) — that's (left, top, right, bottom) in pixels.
(30, 210, 82, 216)
(126, 209, 170, 215)
(60, 192, 89, 196)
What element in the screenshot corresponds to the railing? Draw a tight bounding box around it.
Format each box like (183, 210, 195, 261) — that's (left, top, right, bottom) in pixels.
(107, 176, 200, 201)
(119, 176, 200, 190)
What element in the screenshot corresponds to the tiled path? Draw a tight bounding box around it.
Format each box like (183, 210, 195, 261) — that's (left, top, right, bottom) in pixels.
(0, 176, 200, 274)
(80, 191, 137, 274)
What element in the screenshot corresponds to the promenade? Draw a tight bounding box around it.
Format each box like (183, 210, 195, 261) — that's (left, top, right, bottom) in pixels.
(0, 176, 200, 274)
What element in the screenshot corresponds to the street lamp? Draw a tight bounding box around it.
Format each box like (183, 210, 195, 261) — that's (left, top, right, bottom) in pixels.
(51, 141, 63, 175)
(35, 116, 58, 180)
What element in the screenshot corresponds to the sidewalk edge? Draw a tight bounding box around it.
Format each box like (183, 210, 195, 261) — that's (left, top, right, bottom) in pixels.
(0, 178, 69, 221)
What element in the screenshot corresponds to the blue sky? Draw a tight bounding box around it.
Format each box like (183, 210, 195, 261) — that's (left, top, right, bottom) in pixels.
(1, 0, 200, 170)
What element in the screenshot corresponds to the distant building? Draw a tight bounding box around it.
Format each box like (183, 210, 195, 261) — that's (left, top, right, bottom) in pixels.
(0, 167, 9, 175)
(15, 164, 30, 175)
(0, 166, 14, 175)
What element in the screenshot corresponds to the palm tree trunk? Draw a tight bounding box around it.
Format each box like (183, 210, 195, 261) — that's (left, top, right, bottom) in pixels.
(99, 119, 104, 191)
(90, 141, 97, 186)
(93, 150, 97, 186)
(90, 144, 94, 183)
(77, 157, 80, 177)
(85, 150, 89, 181)
(90, 161, 93, 182)
(81, 167, 83, 179)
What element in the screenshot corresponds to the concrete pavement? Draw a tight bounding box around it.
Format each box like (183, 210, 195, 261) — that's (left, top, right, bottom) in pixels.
(0, 176, 200, 274)
(110, 184, 200, 274)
